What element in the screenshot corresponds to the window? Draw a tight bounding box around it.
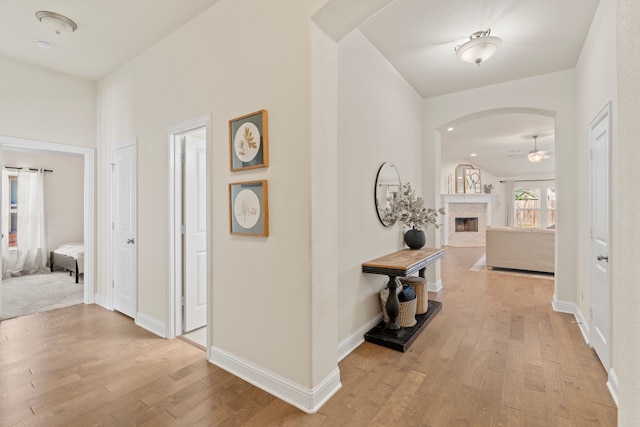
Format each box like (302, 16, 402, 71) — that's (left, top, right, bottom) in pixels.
(547, 188, 556, 227)
(513, 181, 556, 229)
(515, 188, 540, 228)
(8, 174, 18, 248)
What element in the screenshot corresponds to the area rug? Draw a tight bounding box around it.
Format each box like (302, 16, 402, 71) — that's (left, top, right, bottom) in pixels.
(470, 254, 554, 280)
(1, 271, 83, 320)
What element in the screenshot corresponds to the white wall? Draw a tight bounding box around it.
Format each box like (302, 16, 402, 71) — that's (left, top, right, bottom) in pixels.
(2, 151, 84, 256)
(0, 55, 96, 148)
(96, 0, 337, 403)
(337, 30, 424, 344)
(424, 71, 576, 304)
(616, 0, 640, 423)
(574, 0, 618, 378)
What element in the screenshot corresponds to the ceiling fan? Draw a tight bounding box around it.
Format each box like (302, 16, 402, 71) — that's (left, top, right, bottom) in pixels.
(509, 135, 551, 162)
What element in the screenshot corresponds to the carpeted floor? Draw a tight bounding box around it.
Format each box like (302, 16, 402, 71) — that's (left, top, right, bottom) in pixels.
(470, 253, 554, 280)
(1, 271, 83, 320)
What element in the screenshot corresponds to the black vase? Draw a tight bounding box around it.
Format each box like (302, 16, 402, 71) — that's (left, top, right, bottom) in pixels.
(404, 227, 426, 249)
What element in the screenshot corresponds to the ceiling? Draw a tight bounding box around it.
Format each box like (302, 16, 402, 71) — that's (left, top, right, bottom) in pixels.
(0, 0, 221, 81)
(360, 0, 599, 178)
(440, 113, 555, 178)
(359, 0, 599, 99)
(0, 0, 599, 178)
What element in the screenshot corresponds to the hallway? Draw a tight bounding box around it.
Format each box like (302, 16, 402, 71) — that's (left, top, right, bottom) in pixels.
(0, 246, 616, 425)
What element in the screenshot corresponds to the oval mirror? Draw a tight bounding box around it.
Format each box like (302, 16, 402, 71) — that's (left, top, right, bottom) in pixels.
(375, 162, 402, 226)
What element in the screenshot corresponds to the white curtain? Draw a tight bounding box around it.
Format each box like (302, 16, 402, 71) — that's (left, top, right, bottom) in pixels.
(505, 180, 515, 227)
(1, 170, 10, 277)
(3, 170, 48, 277)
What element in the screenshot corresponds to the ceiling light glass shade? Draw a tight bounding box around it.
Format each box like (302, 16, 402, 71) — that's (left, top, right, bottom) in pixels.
(34, 39, 55, 50)
(36, 11, 77, 35)
(455, 29, 501, 65)
(528, 151, 546, 163)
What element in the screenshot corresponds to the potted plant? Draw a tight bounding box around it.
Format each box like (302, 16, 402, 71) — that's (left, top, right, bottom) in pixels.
(483, 183, 494, 194)
(397, 182, 445, 249)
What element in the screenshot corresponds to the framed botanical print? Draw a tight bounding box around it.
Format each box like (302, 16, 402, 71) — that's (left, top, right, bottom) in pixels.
(229, 180, 269, 236)
(229, 110, 268, 171)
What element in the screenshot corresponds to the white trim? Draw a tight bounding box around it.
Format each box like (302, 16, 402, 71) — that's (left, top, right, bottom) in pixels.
(209, 345, 342, 414)
(83, 149, 95, 305)
(574, 304, 590, 345)
(0, 136, 95, 306)
(551, 297, 591, 346)
(135, 312, 166, 338)
(165, 115, 211, 354)
(337, 314, 382, 362)
(552, 297, 590, 343)
(167, 134, 182, 339)
(607, 367, 619, 407)
(551, 295, 575, 314)
(94, 293, 111, 310)
(428, 279, 442, 292)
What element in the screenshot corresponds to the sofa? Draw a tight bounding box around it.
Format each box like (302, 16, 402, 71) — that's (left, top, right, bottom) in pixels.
(485, 226, 555, 273)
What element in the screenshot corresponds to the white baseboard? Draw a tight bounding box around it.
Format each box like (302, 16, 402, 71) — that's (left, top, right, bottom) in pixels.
(135, 312, 166, 338)
(552, 296, 590, 345)
(607, 367, 619, 407)
(551, 296, 575, 314)
(209, 345, 341, 414)
(428, 279, 442, 292)
(94, 293, 111, 310)
(337, 314, 382, 362)
(574, 305, 590, 345)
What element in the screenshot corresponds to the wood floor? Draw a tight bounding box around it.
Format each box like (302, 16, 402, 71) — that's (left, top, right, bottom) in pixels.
(0, 246, 617, 426)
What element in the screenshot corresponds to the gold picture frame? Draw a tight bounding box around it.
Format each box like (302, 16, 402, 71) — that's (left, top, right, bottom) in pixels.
(229, 110, 268, 171)
(229, 180, 269, 236)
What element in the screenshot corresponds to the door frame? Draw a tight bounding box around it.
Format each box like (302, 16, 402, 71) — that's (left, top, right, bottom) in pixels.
(110, 139, 138, 315)
(166, 115, 211, 348)
(0, 136, 95, 307)
(588, 101, 612, 369)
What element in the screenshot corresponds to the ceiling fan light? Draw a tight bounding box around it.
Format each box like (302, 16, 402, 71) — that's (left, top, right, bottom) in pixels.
(455, 29, 501, 65)
(36, 11, 77, 35)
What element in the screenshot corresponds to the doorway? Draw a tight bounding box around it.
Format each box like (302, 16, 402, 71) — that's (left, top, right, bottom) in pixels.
(0, 136, 95, 319)
(167, 115, 210, 353)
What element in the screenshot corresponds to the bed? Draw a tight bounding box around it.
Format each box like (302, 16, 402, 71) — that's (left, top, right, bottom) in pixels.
(50, 242, 84, 283)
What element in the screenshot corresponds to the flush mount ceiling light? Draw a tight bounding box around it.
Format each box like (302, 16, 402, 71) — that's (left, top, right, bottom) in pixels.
(36, 11, 77, 35)
(527, 135, 547, 163)
(455, 29, 501, 66)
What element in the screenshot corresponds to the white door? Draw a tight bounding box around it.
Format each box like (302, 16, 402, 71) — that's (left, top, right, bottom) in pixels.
(112, 143, 137, 318)
(590, 103, 611, 369)
(183, 136, 207, 331)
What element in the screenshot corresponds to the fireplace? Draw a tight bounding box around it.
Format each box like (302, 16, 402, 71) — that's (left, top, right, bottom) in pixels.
(455, 217, 478, 232)
(441, 194, 495, 247)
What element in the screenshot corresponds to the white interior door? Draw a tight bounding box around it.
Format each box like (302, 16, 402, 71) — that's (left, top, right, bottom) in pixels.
(183, 136, 207, 331)
(590, 104, 611, 369)
(112, 143, 137, 318)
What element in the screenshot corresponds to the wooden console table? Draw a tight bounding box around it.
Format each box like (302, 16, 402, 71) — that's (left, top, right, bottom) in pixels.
(362, 247, 444, 351)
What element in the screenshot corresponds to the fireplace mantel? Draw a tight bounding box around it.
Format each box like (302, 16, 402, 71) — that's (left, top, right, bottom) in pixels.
(441, 193, 495, 246)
